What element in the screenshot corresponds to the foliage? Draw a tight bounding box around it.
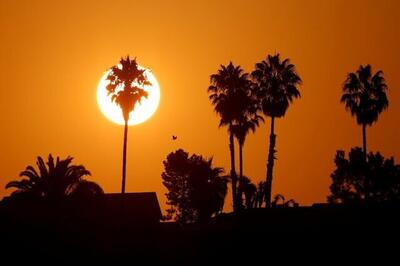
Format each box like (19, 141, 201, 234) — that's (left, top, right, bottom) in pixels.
(239, 176, 257, 209)
(5, 154, 102, 202)
(161, 149, 228, 223)
(208, 61, 254, 211)
(328, 147, 400, 203)
(271, 194, 298, 207)
(252, 54, 302, 118)
(106, 56, 150, 121)
(341, 65, 388, 126)
(251, 53, 302, 207)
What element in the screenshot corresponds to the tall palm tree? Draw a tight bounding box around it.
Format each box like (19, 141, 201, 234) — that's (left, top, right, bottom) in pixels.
(341, 65, 389, 161)
(232, 108, 263, 206)
(106, 56, 151, 194)
(6, 154, 99, 201)
(252, 54, 302, 207)
(208, 62, 252, 212)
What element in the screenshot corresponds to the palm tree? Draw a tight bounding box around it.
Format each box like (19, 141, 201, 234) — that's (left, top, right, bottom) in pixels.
(6, 154, 100, 201)
(341, 65, 389, 161)
(208, 62, 252, 212)
(252, 54, 302, 207)
(232, 107, 263, 205)
(106, 56, 151, 194)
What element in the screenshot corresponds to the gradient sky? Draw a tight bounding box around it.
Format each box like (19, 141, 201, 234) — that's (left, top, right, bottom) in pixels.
(1, 0, 399, 212)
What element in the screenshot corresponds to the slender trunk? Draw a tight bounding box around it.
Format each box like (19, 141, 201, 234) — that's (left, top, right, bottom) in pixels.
(362, 123, 367, 161)
(265, 117, 276, 208)
(121, 120, 128, 194)
(362, 123, 368, 200)
(238, 141, 244, 209)
(229, 128, 238, 212)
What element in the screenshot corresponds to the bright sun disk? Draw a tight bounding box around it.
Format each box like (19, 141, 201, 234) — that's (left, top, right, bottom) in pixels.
(97, 67, 160, 126)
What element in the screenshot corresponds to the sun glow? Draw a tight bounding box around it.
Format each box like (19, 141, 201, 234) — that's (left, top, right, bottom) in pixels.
(97, 67, 160, 125)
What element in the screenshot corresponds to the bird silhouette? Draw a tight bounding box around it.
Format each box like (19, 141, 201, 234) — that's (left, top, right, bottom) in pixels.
(172, 135, 177, 140)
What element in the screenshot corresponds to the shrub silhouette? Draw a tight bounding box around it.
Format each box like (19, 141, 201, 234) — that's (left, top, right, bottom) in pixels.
(328, 147, 400, 203)
(161, 149, 228, 223)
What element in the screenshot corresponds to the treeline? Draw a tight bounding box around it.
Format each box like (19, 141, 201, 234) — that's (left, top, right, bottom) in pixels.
(2, 54, 399, 226)
(161, 53, 399, 223)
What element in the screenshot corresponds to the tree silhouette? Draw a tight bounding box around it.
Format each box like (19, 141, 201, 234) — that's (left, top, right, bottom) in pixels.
(106, 56, 151, 194)
(68, 179, 104, 200)
(328, 147, 400, 203)
(341, 65, 388, 161)
(271, 193, 298, 207)
(208, 62, 252, 212)
(271, 194, 285, 207)
(231, 94, 263, 208)
(252, 54, 302, 207)
(255, 181, 266, 208)
(239, 176, 257, 209)
(5, 154, 101, 201)
(161, 149, 228, 223)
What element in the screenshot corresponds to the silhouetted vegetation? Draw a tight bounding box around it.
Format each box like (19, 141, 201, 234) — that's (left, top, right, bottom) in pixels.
(0, 55, 399, 264)
(106, 56, 151, 194)
(161, 149, 228, 223)
(341, 65, 389, 200)
(271, 193, 298, 207)
(232, 97, 263, 210)
(341, 65, 389, 160)
(5, 154, 102, 202)
(252, 54, 302, 207)
(208, 62, 256, 212)
(239, 176, 257, 209)
(328, 147, 400, 203)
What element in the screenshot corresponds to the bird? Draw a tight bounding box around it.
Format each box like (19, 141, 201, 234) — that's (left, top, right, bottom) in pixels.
(172, 135, 177, 140)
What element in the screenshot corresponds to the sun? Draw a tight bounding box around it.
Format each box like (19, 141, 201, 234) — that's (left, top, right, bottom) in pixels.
(97, 67, 160, 125)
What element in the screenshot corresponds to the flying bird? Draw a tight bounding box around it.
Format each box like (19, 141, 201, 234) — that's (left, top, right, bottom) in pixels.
(172, 135, 177, 140)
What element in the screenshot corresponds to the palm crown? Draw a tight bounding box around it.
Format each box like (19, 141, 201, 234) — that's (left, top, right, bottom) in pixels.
(252, 54, 301, 118)
(232, 111, 263, 146)
(106, 56, 151, 121)
(6, 154, 93, 200)
(208, 62, 253, 127)
(341, 64, 388, 126)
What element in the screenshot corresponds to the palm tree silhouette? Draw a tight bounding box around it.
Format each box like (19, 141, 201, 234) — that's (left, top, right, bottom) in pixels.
(106, 56, 151, 194)
(6, 154, 100, 201)
(208, 62, 252, 212)
(232, 107, 263, 206)
(252, 54, 302, 207)
(341, 65, 388, 161)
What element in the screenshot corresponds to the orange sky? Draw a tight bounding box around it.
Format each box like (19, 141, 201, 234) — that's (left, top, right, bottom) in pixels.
(1, 0, 399, 212)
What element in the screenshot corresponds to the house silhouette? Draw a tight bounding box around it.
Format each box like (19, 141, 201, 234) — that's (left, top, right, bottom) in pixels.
(102, 192, 162, 224)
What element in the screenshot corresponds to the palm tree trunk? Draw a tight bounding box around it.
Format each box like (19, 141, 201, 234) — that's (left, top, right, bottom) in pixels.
(265, 116, 276, 208)
(229, 128, 238, 212)
(362, 123, 367, 161)
(121, 120, 128, 194)
(362, 123, 368, 200)
(238, 141, 244, 209)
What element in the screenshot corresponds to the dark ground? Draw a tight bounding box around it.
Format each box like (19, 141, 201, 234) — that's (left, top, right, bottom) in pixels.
(1, 203, 399, 265)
